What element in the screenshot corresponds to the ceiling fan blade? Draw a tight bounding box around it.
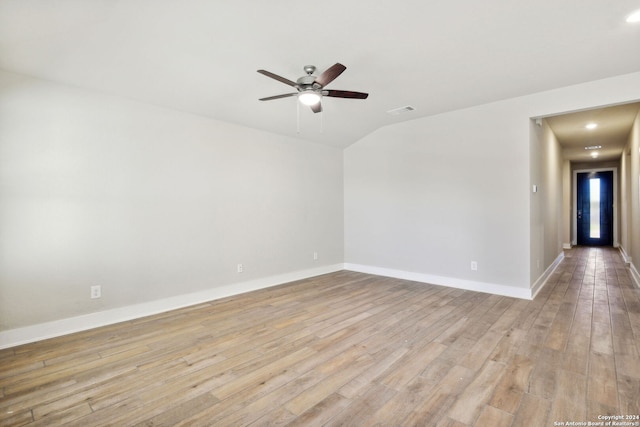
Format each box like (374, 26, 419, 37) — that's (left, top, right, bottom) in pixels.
(259, 93, 297, 101)
(257, 69, 298, 87)
(310, 102, 322, 114)
(324, 90, 369, 99)
(314, 63, 346, 87)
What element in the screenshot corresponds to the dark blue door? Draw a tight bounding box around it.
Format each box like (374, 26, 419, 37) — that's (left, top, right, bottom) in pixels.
(576, 171, 613, 246)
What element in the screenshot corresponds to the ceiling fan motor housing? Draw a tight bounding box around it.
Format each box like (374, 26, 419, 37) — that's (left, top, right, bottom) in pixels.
(297, 75, 317, 86)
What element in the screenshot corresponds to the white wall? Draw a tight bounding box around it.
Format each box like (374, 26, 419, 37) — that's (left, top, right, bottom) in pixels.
(562, 160, 572, 248)
(542, 120, 564, 265)
(345, 72, 640, 298)
(530, 118, 564, 281)
(620, 110, 640, 283)
(3, 70, 640, 346)
(0, 71, 344, 334)
(345, 102, 531, 297)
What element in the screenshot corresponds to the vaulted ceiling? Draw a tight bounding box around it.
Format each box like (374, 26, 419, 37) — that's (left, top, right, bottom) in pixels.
(1, 0, 639, 148)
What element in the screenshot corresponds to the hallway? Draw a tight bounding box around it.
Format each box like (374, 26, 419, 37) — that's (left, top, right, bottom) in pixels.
(533, 246, 640, 424)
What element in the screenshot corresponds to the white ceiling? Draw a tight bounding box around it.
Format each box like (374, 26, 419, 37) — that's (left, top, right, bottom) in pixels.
(1, 0, 639, 148)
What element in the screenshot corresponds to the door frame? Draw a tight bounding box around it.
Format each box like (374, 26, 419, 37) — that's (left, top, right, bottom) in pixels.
(572, 167, 618, 247)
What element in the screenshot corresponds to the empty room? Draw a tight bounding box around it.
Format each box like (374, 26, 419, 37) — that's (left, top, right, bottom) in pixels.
(1, 1, 640, 426)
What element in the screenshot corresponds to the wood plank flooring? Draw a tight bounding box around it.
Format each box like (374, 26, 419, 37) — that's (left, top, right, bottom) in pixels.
(1, 247, 639, 426)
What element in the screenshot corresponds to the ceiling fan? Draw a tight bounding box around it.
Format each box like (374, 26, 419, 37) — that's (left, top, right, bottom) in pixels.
(257, 63, 368, 113)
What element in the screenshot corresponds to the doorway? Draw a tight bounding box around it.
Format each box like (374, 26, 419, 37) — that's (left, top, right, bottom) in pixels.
(576, 170, 614, 246)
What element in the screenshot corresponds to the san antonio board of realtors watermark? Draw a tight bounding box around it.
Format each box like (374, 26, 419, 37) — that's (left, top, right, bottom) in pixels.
(554, 415, 640, 426)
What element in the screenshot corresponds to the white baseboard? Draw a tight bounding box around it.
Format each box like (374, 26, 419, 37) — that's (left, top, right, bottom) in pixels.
(343, 263, 532, 300)
(619, 246, 632, 265)
(626, 259, 640, 289)
(630, 266, 640, 289)
(530, 251, 565, 299)
(562, 243, 572, 249)
(0, 264, 344, 350)
(617, 246, 640, 288)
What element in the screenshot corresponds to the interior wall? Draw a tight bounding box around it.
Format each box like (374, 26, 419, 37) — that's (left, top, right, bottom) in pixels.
(345, 103, 530, 296)
(0, 71, 345, 332)
(621, 145, 630, 257)
(562, 160, 572, 248)
(345, 72, 640, 296)
(620, 110, 640, 280)
(3, 70, 640, 340)
(529, 119, 544, 284)
(529, 118, 564, 280)
(540, 120, 564, 268)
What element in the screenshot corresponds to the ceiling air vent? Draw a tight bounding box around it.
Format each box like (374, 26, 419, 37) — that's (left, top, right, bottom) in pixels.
(387, 105, 415, 115)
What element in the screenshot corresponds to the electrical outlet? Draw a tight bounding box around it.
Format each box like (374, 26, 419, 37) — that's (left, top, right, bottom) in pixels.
(313, 252, 318, 261)
(90, 285, 101, 299)
(470, 261, 478, 271)
(237, 263, 243, 273)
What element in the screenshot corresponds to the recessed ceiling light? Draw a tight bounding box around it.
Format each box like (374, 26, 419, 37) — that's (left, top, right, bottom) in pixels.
(590, 152, 599, 158)
(585, 123, 598, 130)
(585, 145, 602, 150)
(626, 9, 640, 23)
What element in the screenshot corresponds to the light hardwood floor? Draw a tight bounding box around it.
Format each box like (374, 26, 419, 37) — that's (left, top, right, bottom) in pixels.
(1, 247, 639, 426)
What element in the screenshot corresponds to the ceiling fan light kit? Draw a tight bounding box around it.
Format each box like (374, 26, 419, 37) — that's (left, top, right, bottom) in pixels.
(298, 90, 321, 106)
(258, 63, 368, 114)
